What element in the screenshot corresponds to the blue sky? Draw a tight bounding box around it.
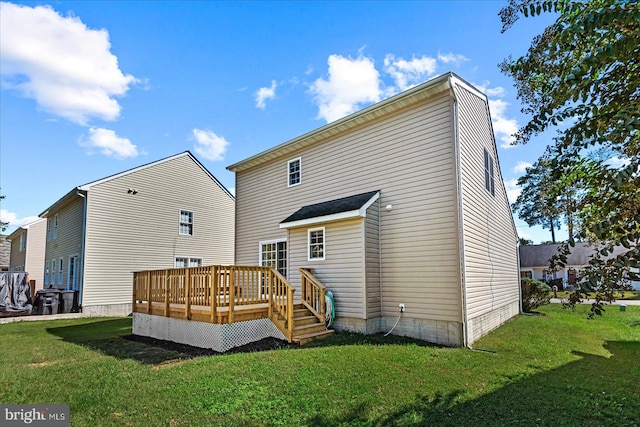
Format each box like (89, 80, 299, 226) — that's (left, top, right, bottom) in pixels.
(0, 0, 566, 243)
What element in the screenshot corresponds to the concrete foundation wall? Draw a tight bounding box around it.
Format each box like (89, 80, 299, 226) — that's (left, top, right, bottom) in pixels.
(133, 313, 287, 352)
(82, 303, 132, 317)
(467, 300, 519, 345)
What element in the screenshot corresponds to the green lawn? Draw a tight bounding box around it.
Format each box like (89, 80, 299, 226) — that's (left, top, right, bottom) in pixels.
(1, 305, 638, 426)
(557, 291, 640, 301)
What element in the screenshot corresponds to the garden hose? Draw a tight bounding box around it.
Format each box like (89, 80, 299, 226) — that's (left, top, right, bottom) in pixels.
(325, 290, 335, 327)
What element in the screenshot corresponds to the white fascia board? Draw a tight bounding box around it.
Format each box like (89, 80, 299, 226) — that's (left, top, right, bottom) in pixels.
(358, 191, 380, 215)
(280, 209, 362, 229)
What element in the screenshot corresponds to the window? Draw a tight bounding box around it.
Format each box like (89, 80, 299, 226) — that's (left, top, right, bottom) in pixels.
(47, 221, 51, 242)
(179, 210, 193, 235)
(174, 257, 202, 268)
(19, 233, 25, 252)
(50, 260, 56, 285)
(58, 258, 63, 285)
(287, 157, 301, 187)
(260, 240, 287, 277)
(53, 214, 59, 239)
(520, 271, 533, 279)
(44, 261, 49, 285)
(483, 148, 495, 197)
(308, 227, 325, 261)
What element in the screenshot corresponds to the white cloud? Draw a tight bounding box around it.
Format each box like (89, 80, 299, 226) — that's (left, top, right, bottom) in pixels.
(474, 81, 507, 98)
(80, 128, 138, 159)
(437, 51, 469, 67)
(255, 80, 277, 110)
(383, 54, 438, 91)
(193, 128, 229, 161)
(0, 210, 40, 229)
(0, 2, 138, 125)
(489, 99, 519, 148)
(513, 161, 532, 174)
(504, 178, 521, 204)
(310, 54, 382, 123)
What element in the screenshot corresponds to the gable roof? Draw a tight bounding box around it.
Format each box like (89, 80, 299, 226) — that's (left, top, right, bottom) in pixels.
(519, 242, 630, 268)
(40, 151, 233, 217)
(280, 191, 379, 229)
(227, 72, 485, 173)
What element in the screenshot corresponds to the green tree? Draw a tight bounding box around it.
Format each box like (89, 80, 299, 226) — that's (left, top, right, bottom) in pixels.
(500, 0, 640, 317)
(519, 237, 534, 246)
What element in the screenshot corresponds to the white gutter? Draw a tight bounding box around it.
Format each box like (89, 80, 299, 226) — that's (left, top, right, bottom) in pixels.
(450, 76, 470, 348)
(76, 190, 87, 306)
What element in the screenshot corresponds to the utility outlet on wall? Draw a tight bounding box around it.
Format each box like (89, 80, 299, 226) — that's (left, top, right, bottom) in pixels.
(399, 303, 405, 312)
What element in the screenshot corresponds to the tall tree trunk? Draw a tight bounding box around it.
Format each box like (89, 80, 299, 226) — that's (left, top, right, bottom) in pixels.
(549, 217, 556, 243)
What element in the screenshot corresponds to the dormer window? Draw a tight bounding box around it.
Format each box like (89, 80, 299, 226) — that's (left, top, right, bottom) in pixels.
(288, 157, 301, 187)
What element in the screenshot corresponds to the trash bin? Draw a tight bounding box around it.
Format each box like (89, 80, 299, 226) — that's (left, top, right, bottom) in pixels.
(35, 289, 61, 315)
(59, 290, 77, 313)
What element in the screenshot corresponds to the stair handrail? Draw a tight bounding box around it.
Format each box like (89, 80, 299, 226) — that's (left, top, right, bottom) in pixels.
(269, 268, 295, 340)
(299, 268, 326, 325)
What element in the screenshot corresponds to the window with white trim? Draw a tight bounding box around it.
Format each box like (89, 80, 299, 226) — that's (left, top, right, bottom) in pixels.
(47, 221, 51, 242)
(174, 257, 202, 268)
(19, 233, 25, 252)
(44, 261, 49, 285)
(179, 210, 193, 235)
(50, 259, 56, 285)
(308, 227, 325, 261)
(287, 157, 301, 187)
(58, 258, 63, 285)
(483, 148, 495, 197)
(53, 214, 59, 239)
(260, 240, 287, 277)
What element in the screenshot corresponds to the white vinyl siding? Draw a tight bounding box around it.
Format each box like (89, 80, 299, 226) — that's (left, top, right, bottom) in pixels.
(235, 92, 462, 323)
(454, 84, 520, 344)
(364, 199, 381, 319)
(287, 157, 301, 187)
(44, 198, 84, 291)
(81, 153, 234, 308)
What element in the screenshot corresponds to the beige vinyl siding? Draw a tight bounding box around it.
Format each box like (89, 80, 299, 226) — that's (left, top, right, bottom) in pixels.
(45, 198, 84, 290)
(365, 199, 381, 318)
(9, 230, 26, 271)
(288, 218, 365, 318)
(236, 92, 462, 322)
(454, 84, 520, 343)
(82, 155, 234, 307)
(25, 220, 47, 290)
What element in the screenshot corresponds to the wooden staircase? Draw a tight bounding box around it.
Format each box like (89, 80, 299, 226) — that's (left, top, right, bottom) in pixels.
(291, 303, 334, 345)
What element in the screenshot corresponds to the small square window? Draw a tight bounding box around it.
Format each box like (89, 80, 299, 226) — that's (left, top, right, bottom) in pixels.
(179, 210, 193, 235)
(308, 227, 325, 261)
(288, 158, 301, 187)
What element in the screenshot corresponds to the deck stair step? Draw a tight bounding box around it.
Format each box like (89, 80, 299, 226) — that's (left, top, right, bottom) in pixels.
(289, 302, 334, 345)
(292, 329, 334, 345)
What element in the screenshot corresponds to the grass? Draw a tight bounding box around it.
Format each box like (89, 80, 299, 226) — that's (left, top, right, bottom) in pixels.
(1, 304, 639, 426)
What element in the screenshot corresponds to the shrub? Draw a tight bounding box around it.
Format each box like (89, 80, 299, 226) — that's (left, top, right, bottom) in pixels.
(521, 278, 552, 312)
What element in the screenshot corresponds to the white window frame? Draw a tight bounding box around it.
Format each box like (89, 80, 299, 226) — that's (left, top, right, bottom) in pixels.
(44, 260, 49, 285)
(179, 210, 194, 236)
(308, 227, 325, 261)
(174, 257, 202, 268)
(287, 157, 301, 187)
(483, 148, 495, 197)
(19, 233, 25, 252)
(58, 258, 64, 285)
(53, 214, 59, 239)
(47, 221, 51, 242)
(50, 259, 56, 286)
(259, 239, 287, 278)
(68, 255, 80, 291)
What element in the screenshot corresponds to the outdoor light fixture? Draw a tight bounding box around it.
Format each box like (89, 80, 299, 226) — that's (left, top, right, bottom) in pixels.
(385, 204, 393, 211)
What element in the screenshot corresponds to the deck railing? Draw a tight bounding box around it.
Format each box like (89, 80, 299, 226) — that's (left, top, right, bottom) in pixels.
(300, 268, 326, 324)
(133, 265, 293, 327)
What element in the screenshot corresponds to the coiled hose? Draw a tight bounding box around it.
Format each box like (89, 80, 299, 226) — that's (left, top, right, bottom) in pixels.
(325, 290, 335, 327)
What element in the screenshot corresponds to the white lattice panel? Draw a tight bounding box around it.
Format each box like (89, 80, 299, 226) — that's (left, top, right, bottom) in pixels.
(133, 314, 287, 352)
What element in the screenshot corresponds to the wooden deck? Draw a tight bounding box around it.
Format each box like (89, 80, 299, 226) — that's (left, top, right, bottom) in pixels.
(132, 265, 332, 344)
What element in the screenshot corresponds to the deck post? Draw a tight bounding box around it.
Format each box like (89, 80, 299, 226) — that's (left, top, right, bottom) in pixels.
(146, 270, 152, 314)
(185, 268, 191, 320)
(267, 268, 273, 318)
(210, 265, 217, 323)
(228, 266, 235, 324)
(164, 269, 170, 317)
(287, 287, 294, 336)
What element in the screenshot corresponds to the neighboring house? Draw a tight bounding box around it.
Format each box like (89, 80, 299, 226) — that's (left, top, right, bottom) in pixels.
(519, 242, 640, 290)
(227, 72, 520, 347)
(0, 235, 9, 271)
(7, 218, 47, 291)
(39, 151, 235, 316)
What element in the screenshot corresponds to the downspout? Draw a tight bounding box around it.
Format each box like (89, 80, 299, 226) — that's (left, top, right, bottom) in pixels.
(450, 78, 470, 348)
(517, 242, 523, 314)
(76, 190, 87, 308)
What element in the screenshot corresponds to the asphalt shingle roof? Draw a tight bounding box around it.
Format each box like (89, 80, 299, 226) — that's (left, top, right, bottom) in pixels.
(281, 191, 379, 224)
